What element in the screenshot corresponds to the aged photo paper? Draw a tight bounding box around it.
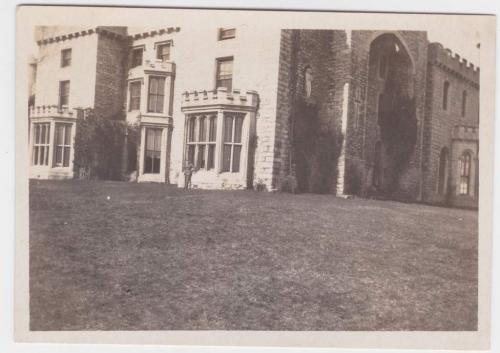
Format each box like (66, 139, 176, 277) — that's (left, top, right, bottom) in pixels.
(15, 5, 495, 350)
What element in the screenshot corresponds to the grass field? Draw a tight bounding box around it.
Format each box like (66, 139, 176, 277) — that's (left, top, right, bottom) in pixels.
(29, 179, 478, 331)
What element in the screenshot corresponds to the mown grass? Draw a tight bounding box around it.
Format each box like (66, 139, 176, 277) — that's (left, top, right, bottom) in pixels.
(29, 179, 477, 330)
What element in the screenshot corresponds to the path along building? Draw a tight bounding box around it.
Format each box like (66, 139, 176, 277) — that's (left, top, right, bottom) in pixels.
(28, 26, 479, 208)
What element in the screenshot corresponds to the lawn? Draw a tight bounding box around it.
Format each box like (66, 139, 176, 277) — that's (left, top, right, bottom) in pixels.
(29, 180, 478, 331)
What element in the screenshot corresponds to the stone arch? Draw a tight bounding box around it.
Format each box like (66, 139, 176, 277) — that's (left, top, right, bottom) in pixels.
(365, 32, 417, 197)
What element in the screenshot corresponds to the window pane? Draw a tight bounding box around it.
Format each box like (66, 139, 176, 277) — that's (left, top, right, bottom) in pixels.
(44, 145, 49, 165)
(187, 145, 195, 165)
(45, 124, 50, 144)
(207, 145, 215, 170)
(232, 145, 241, 173)
(56, 125, 64, 145)
(199, 116, 206, 141)
(154, 129, 162, 151)
(33, 146, 39, 165)
(156, 94, 164, 113)
(209, 116, 217, 142)
(149, 77, 158, 94)
(148, 95, 157, 112)
(64, 125, 72, 145)
(222, 144, 232, 172)
(152, 152, 160, 173)
(224, 116, 233, 143)
(63, 146, 70, 167)
(55, 146, 63, 165)
(197, 145, 206, 169)
(234, 116, 243, 143)
(188, 117, 196, 142)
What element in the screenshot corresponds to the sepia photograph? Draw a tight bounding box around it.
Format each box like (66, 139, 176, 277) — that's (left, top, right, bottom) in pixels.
(13, 4, 496, 350)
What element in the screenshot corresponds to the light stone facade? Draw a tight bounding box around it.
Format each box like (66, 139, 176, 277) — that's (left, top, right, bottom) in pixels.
(28, 26, 479, 208)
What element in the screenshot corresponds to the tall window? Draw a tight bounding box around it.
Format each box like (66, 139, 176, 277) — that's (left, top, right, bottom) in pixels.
(218, 28, 236, 40)
(54, 123, 72, 167)
(61, 48, 72, 67)
(129, 81, 141, 111)
(156, 43, 171, 62)
(32, 123, 50, 166)
(59, 80, 70, 108)
(131, 48, 143, 68)
(186, 114, 217, 170)
(443, 81, 450, 110)
(147, 76, 165, 113)
(144, 128, 162, 174)
(461, 90, 467, 117)
(222, 113, 244, 173)
(437, 147, 448, 194)
(459, 151, 472, 195)
(304, 67, 313, 98)
(216, 57, 233, 91)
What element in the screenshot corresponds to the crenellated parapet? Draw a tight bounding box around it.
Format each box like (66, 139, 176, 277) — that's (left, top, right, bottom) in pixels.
(428, 42, 479, 87)
(451, 125, 479, 141)
(37, 27, 129, 46)
(29, 105, 91, 120)
(128, 27, 180, 41)
(181, 87, 259, 112)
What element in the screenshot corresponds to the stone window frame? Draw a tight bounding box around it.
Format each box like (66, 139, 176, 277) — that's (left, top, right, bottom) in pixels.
(154, 40, 173, 62)
(218, 28, 236, 40)
(58, 80, 70, 109)
(128, 79, 142, 111)
(221, 113, 245, 173)
(32, 122, 51, 166)
(130, 45, 145, 68)
(53, 123, 72, 168)
(458, 150, 473, 195)
(60, 48, 72, 67)
(461, 90, 467, 117)
(147, 76, 166, 113)
(443, 80, 450, 111)
(186, 113, 218, 171)
(215, 56, 234, 92)
(143, 127, 163, 174)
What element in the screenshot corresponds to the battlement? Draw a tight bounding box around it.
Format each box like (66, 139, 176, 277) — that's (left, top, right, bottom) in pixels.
(428, 42, 479, 85)
(451, 125, 479, 141)
(181, 87, 259, 112)
(37, 26, 128, 46)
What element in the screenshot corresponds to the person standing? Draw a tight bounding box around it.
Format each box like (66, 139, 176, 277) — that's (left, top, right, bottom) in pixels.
(184, 161, 195, 189)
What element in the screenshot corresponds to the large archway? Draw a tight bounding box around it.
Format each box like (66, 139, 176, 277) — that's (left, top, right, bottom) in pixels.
(367, 33, 417, 197)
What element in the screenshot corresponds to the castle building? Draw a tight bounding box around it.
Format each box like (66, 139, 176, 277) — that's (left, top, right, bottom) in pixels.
(28, 26, 479, 208)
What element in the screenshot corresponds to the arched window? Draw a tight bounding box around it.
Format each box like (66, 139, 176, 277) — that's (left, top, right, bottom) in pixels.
(304, 67, 313, 98)
(459, 151, 472, 195)
(443, 81, 450, 110)
(461, 90, 467, 117)
(437, 147, 448, 194)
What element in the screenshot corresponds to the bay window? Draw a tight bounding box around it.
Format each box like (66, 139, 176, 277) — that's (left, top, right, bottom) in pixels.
(54, 123, 72, 167)
(32, 123, 50, 166)
(459, 151, 472, 195)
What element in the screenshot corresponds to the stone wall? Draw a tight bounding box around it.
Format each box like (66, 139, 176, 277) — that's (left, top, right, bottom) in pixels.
(422, 42, 479, 207)
(346, 30, 428, 200)
(94, 29, 128, 118)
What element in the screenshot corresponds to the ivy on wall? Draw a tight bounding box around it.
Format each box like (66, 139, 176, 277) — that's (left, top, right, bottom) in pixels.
(73, 110, 138, 181)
